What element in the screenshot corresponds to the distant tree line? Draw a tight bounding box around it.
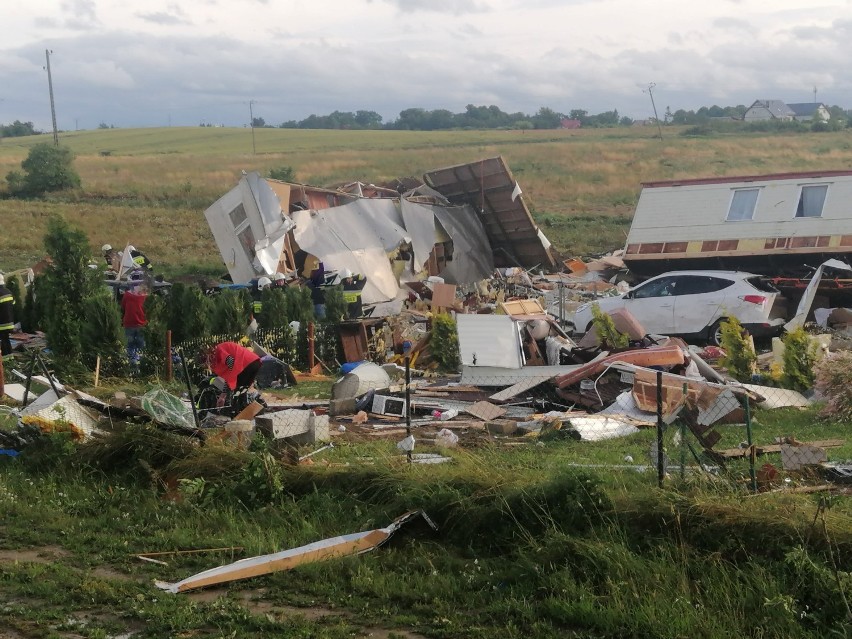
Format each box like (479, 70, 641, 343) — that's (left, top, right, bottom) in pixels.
(266, 105, 634, 131)
(0, 120, 40, 138)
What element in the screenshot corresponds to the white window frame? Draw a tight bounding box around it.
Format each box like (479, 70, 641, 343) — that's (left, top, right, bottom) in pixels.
(726, 188, 760, 222)
(794, 184, 829, 219)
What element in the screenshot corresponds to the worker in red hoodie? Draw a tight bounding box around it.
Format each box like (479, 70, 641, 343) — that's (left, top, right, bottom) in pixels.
(208, 341, 261, 392)
(120, 283, 148, 372)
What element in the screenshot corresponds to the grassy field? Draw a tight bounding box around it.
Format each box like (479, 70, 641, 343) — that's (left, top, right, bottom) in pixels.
(2, 126, 852, 271)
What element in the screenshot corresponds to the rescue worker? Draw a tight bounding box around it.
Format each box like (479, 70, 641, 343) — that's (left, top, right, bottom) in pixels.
(120, 283, 148, 373)
(207, 341, 262, 392)
(126, 245, 153, 272)
(305, 258, 327, 319)
(102, 244, 120, 273)
(0, 274, 14, 355)
(340, 269, 367, 319)
(252, 277, 271, 324)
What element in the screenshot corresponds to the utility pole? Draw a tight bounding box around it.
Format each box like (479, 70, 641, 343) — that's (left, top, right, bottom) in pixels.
(813, 86, 817, 102)
(248, 99, 257, 154)
(645, 82, 663, 142)
(45, 49, 59, 145)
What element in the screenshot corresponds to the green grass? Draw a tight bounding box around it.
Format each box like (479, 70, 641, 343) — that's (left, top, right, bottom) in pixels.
(0, 403, 850, 638)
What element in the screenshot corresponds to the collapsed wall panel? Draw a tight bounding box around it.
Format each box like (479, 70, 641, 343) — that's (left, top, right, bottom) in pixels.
(423, 156, 555, 269)
(291, 201, 404, 304)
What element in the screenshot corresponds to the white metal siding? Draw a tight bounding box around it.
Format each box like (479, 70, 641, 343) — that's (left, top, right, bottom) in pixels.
(456, 315, 524, 369)
(627, 176, 852, 245)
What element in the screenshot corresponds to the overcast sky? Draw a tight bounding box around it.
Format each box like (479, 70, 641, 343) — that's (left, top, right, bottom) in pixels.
(3, 0, 852, 130)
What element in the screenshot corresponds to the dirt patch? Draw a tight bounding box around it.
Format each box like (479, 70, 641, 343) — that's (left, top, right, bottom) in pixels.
(0, 545, 69, 564)
(189, 589, 427, 638)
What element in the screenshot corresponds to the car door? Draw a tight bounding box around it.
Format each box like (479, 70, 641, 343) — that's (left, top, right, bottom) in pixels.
(622, 275, 678, 335)
(671, 275, 733, 334)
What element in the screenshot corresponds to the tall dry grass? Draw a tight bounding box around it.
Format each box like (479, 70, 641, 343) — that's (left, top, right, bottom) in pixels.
(2, 126, 852, 270)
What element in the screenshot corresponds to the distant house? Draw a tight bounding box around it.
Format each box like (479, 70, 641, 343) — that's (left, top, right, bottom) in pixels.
(787, 102, 831, 122)
(560, 119, 581, 129)
(743, 100, 796, 121)
(622, 170, 852, 277)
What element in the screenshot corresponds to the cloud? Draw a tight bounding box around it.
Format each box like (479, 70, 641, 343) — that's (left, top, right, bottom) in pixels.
(137, 11, 191, 25)
(60, 0, 99, 30)
(371, 0, 490, 15)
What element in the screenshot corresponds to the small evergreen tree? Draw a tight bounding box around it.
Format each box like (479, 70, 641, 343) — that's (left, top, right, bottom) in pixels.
(781, 327, 818, 391)
(80, 291, 127, 377)
(260, 287, 289, 329)
(7, 143, 81, 195)
(141, 294, 169, 376)
(719, 316, 756, 382)
(210, 288, 250, 335)
(20, 278, 41, 333)
(323, 285, 346, 323)
(168, 283, 210, 343)
(591, 303, 629, 349)
(431, 313, 460, 372)
(39, 217, 101, 375)
(284, 286, 315, 324)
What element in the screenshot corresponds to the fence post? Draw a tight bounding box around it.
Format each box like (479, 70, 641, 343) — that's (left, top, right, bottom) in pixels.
(680, 382, 687, 482)
(405, 355, 412, 464)
(744, 394, 757, 493)
(657, 370, 665, 488)
(166, 330, 173, 381)
(308, 322, 315, 371)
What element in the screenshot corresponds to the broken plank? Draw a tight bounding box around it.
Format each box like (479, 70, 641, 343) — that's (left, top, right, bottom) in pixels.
(716, 439, 844, 459)
(463, 400, 507, 422)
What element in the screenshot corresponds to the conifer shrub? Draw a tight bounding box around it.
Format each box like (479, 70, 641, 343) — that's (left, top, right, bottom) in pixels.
(168, 283, 210, 343)
(80, 291, 127, 377)
(141, 293, 169, 376)
(590, 303, 628, 349)
(431, 312, 460, 372)
(323, 285, 347, 323)
(210, 288, 250, 335)
(20, 281, 40, 334)
(260, 288, 288, 329)
(719, 316, 756, 382)
(284, 286, 315, 324)
(780, 327, 818, 391)
(39, 217, 102, 376)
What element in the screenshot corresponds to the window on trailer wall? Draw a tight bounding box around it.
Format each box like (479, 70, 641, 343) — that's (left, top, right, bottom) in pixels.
(795, 184, 828, 218)
(726, 188, 760, 221)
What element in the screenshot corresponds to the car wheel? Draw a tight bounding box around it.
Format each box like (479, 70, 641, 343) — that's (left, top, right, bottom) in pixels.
(708, 319, 727, 346)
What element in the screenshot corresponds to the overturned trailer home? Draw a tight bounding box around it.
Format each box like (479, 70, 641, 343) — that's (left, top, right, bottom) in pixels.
(205, 157, 556, 307)
(623, 170, 852, 278)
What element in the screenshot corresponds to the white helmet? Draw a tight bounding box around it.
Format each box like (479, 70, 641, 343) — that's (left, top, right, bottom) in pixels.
(273, 272, 286, 282)
(339, 268, 353, 280)
(257, 276, 272, 290)
(102, 244, 112, 252)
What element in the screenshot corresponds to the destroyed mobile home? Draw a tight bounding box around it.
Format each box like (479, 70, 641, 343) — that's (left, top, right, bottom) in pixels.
(3, 160, 852, 491)
(204, 156, 555, 309)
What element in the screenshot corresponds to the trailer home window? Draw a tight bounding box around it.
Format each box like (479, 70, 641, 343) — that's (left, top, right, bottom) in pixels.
(795, 185, 828, 218)
(727, 188, 759, 221)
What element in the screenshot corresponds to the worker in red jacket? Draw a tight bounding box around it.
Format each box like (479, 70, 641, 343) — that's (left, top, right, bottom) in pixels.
(0, 274, 14, 356)
(208, 341, 261, 391)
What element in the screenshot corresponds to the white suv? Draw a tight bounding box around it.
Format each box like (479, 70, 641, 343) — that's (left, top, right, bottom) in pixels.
(572, 270, 787, 345)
